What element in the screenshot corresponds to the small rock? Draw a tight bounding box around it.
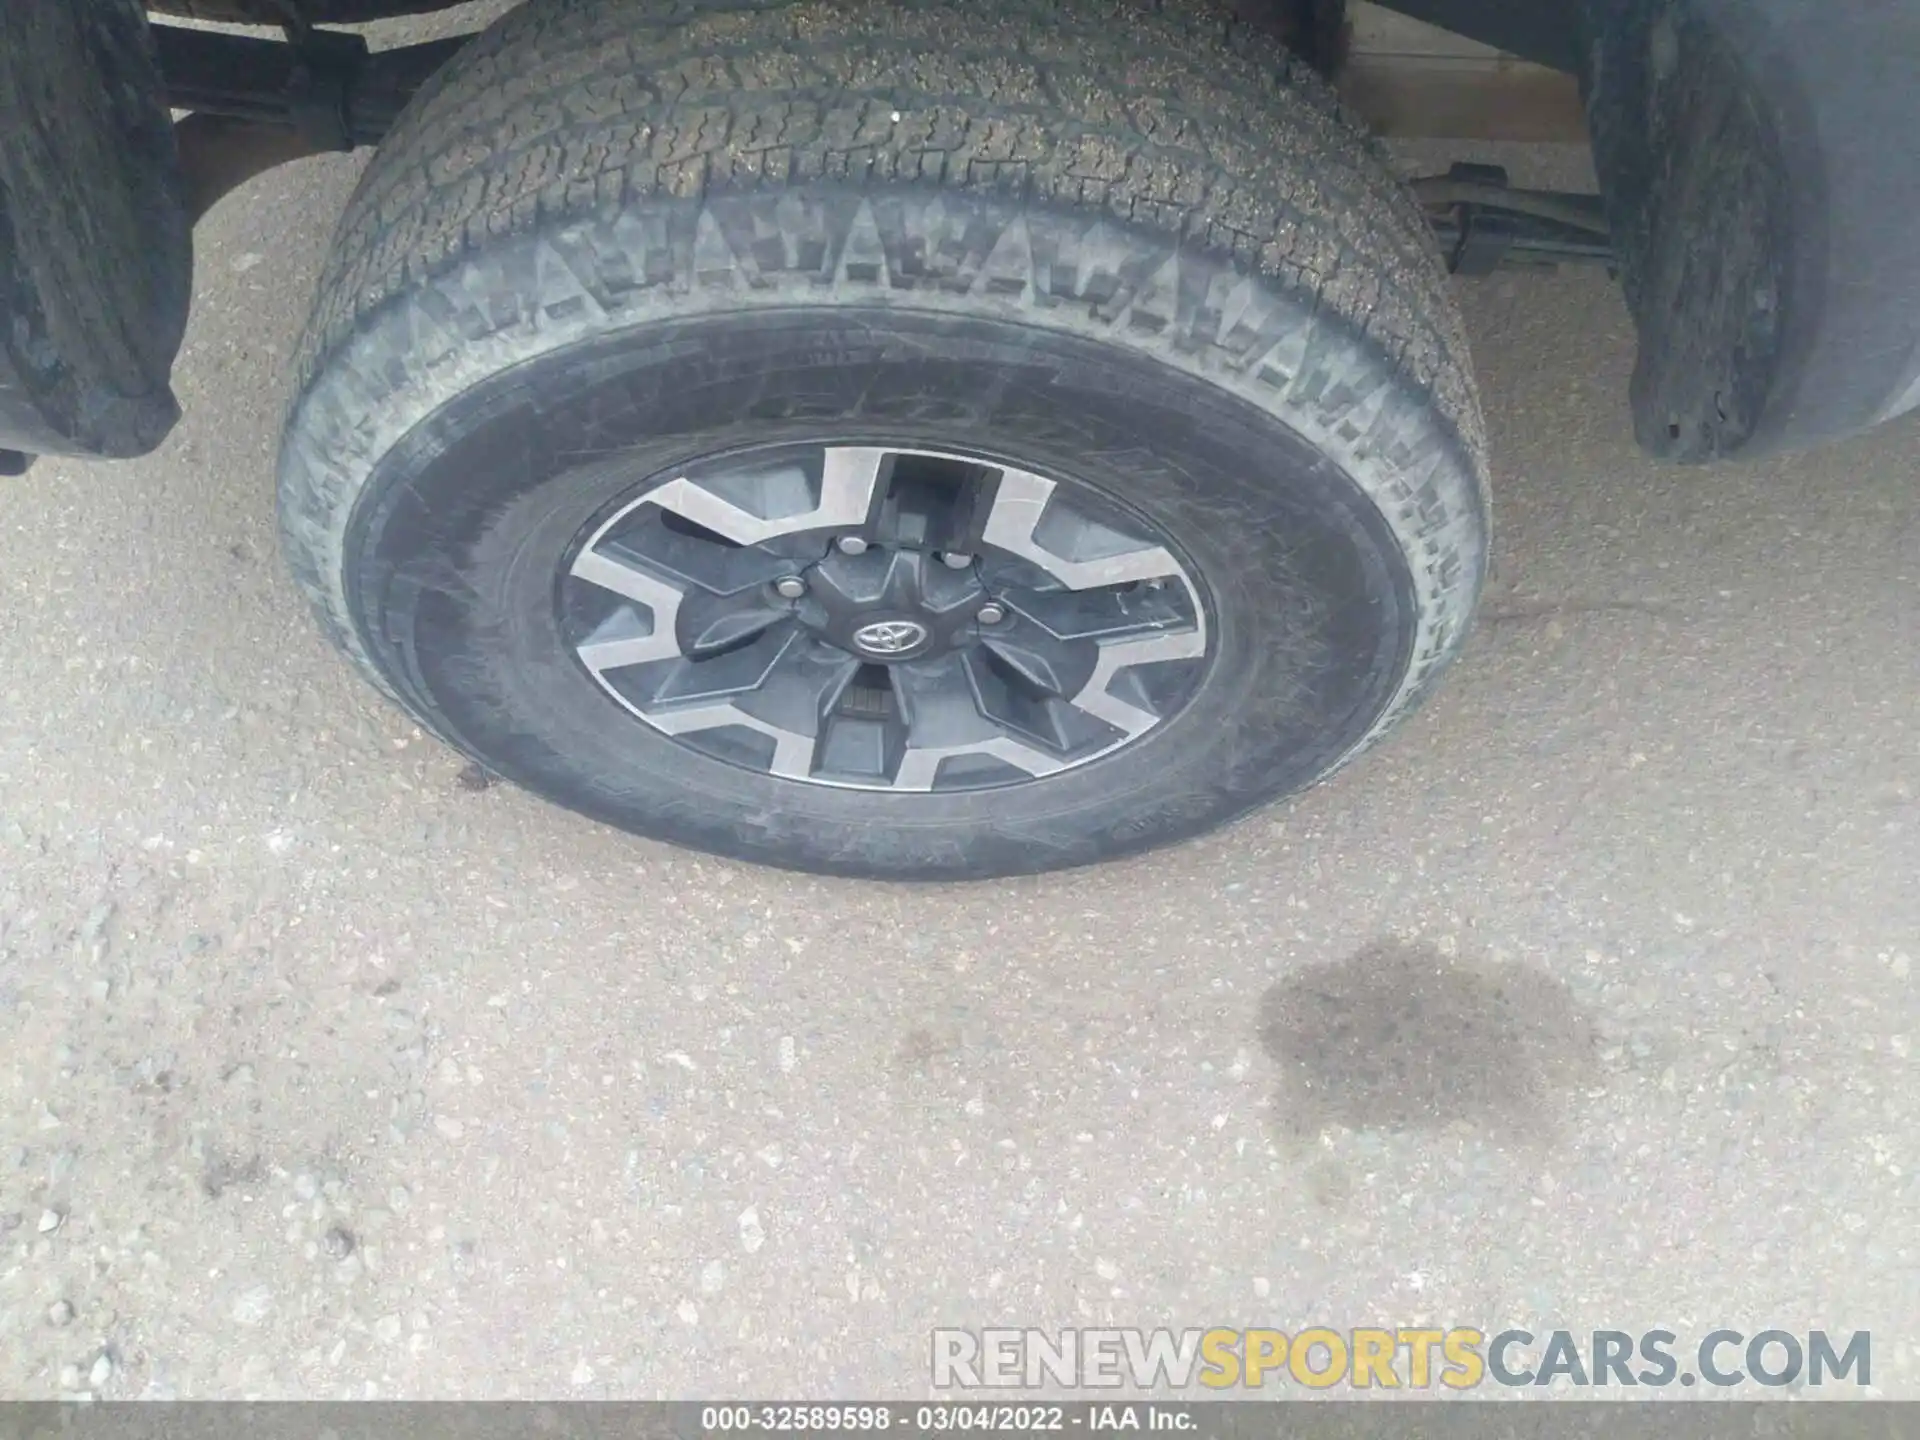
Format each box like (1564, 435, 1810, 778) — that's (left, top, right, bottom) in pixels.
(570, 1359, 595, 1386)
(230, 1284, 274, 1327)
(676, 1299, 699, 1325)
(293, 1173, 318, 1202)
(1252, 1277, 1271, 1299)
(80, 902, 114, 953)
(322, 1226, 356, 1260)
(433, 1115, 464, 1140)
(699, 1259, 727, 1294)
(1094, 1257, 1119, 1282)
(90, 1354, 113, 1388)
(46, 1299, 75, 1327)
(738, 1207, 766, 1254)
(58, 1364, 81, 1391)
(374, 1314, 402, 1344)
(456, 761, 494, 792)
(36, 1208, 63, 1234)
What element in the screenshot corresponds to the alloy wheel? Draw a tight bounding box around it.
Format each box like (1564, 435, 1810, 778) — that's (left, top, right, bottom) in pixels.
(559, 444, 1210, 792)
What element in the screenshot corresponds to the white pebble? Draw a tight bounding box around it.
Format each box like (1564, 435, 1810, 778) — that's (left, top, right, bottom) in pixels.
(571, 1359, 595, 1386)
(90, 1354, 113, 1388)
(37, 1209, 63, 1234)
(230, 1285, 273, 1327)
(738, 1207, 766, 1253)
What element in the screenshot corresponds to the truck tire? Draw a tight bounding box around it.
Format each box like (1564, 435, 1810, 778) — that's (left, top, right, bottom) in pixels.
(277, 0, 1489, 879)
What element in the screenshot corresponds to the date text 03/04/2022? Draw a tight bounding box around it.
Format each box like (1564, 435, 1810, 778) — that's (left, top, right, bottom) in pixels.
(699, 1405, 1192, 1432)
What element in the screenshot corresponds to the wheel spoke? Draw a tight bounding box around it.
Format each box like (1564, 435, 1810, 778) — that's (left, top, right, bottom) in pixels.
(891, 735, 1068, 792)
(601, 511, 797, 593)
(644, 446, 889, 546)
(569, 547, 687, 670)
(648, 702, 821, 781)
(980, 467, 1184, 590)
(677, 589, 792, 659)
(1067, 627, 1208, 737)
(998, 581, 1192, 643)
(650, 625, 800, 705)
(977, 633, 1077, 698)
(888, 655, 1068, 791)
(649, 637, 861, 782)
(732, 640, 862, 744)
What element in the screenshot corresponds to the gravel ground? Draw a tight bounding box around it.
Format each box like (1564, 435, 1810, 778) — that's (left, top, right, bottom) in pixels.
(2, 26, 1918, 1398)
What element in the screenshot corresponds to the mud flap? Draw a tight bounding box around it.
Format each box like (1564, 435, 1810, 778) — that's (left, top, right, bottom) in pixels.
(0, 0, 191, 462)
(1588, 0, 1920, 461)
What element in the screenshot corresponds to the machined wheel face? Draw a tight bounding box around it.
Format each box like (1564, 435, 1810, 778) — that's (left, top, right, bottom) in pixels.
(561, 444, 1209, 792)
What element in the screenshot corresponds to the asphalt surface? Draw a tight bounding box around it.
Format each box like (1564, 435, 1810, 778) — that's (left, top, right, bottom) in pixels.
(2, 73, 1918, 1399)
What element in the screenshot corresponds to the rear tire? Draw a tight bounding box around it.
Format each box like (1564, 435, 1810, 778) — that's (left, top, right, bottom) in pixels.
(278, 0, 1489, 879)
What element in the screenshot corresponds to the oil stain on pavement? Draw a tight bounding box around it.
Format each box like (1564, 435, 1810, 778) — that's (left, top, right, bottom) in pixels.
(1259, 939, 1596, 1148)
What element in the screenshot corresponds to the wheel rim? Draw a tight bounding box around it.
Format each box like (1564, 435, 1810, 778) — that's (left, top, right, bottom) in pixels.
(558, 443, 1210, 792)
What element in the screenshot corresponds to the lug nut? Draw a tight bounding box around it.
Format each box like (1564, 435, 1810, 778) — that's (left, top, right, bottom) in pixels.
(940, 551, 974, 569)
(835, 535, 869, 555)
(773, 575, 807, 599)
(976, 602, 1006, 625)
